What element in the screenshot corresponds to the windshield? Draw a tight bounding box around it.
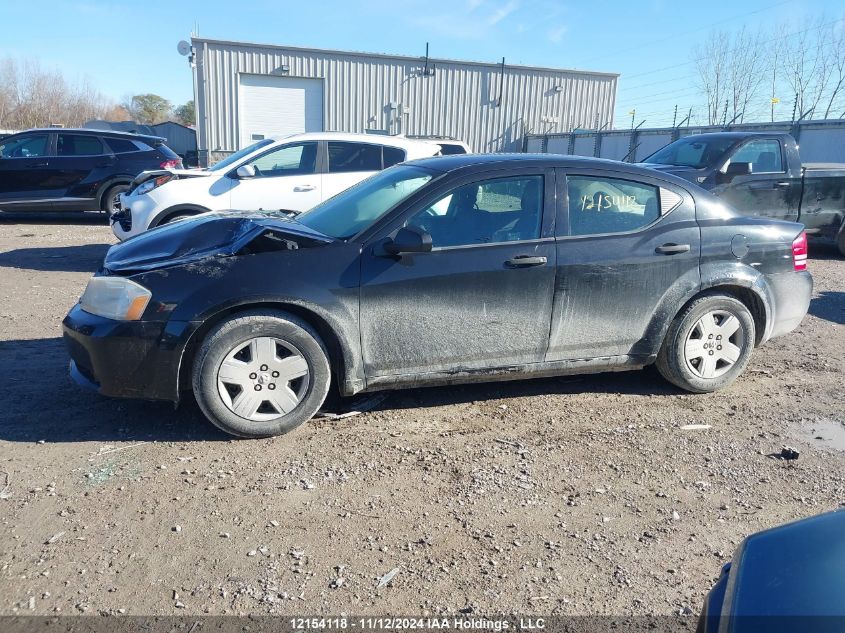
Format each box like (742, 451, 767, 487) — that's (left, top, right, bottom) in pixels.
(296, 165, 436, 239)
(208, 139, 274, 172)
(645, 137, 736, 168)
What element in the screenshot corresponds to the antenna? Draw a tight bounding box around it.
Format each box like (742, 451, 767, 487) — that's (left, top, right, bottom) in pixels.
(177, 40, 191, 56)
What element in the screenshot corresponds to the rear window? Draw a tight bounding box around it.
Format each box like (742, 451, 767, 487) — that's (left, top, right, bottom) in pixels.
(57, 134, 104, 156)
(104, 137, 139, 154)
(328, 142, 383, 173)
(154, 143, 180, 159)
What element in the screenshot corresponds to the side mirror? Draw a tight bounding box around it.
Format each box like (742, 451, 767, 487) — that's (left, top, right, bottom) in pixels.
(384, 226, 433, 255)
(719, 161, 752, 183)
(236, 164, 256, 179)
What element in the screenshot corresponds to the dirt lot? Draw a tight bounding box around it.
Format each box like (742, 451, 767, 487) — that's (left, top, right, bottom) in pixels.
(0, 216, 843, 618)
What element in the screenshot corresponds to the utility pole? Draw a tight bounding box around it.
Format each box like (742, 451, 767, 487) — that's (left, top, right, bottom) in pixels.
(672, 104, 678, 128)
(629, 109, 635, 129)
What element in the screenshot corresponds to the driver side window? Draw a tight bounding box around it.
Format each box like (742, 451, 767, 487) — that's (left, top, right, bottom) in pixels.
(406, 175, 544, 248)
(0, 134, 49, 158)
(246, 142, 317, 177)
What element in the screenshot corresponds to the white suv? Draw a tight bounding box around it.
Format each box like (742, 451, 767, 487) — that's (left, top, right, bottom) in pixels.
(111, 132, 440, 241)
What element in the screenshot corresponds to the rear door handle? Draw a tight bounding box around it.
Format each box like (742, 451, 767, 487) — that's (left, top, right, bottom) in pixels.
(294, 185, 315, 192)
(505, 255, 547, 267)
(775, 181, 791, 188)
(655, 243, 690, 255)
(27, 162, 49, 168)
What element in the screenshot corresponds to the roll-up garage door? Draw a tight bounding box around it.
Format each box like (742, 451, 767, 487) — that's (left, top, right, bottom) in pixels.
(238, 75, 324, 148)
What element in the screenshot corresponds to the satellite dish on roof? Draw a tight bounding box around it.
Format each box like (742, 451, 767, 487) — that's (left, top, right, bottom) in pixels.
(177, 40, 191, 56)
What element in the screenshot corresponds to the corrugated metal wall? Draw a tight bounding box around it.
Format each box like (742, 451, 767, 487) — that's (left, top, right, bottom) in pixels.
(194, 38, 617, 156)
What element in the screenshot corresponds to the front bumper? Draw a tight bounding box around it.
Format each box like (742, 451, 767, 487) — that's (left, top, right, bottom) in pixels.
(768, 270, 813, 339)
(111, 192, 158, 241)
(62, 304, 186, 401)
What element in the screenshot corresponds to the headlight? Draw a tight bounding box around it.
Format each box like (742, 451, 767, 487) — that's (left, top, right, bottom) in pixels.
(134, 174, 173, 196)
(79, 277, 152, 321)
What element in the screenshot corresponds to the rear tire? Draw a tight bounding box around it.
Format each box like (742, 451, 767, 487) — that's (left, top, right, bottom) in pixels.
(836, 226, 845, 257)
(656, 293, 755, 393)
(101, 183, 130, 213)
(192, 310, 331, 438)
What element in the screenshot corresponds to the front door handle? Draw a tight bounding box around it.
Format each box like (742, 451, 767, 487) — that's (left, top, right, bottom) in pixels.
(294, 185, 315, 192)
(505, 255, 547, 267)
(775, 181, 791, 188)
(655, 243, 690, 255)
(27, 162, 49, 168)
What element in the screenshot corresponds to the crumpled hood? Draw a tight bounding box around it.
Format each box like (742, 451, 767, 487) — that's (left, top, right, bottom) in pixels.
(104, 211, 333, 274)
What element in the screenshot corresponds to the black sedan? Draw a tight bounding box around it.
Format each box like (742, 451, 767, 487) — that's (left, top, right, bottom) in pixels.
(63, 155, 812, 438)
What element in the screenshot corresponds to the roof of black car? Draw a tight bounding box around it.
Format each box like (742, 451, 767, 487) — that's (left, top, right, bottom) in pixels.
(20, 128, 165, 141)
(408, 153, 681, 179)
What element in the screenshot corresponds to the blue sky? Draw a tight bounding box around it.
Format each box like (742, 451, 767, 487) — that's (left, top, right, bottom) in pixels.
(3, 0, 842, 128)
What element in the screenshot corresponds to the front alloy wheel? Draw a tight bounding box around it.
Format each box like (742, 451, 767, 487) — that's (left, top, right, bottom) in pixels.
(216, 336, 310, 421)
(193, 311, 331, 438)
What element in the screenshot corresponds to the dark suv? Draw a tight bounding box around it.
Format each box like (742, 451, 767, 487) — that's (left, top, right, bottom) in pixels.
(0, 128, 182, 213)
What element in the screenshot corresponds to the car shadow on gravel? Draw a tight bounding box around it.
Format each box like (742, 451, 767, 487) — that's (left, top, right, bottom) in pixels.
(379, 366, 684, 412)
(0, 211, 109, 225)
(0, 244, 111, 273)
(809, 291, 845, 325)
(0, 338, 229, 443)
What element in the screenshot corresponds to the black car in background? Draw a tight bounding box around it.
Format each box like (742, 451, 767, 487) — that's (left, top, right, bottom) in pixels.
(63, 154, 812, 439)
(0, 128, 182, 213)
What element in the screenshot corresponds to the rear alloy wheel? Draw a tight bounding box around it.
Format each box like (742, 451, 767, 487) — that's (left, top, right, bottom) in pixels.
(101, 183, 130, 213)
(656, 293, 755, 393)
(192, 311, 331, 438)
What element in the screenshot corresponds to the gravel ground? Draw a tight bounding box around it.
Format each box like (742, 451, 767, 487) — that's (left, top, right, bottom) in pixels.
(0, 217, 843, 617)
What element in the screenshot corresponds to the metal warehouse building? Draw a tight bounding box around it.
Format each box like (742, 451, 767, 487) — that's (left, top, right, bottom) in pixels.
(192, 37, 618, 159)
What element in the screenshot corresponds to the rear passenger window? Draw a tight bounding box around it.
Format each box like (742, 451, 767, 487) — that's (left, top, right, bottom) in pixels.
(104, 138, 139, 154)
(383, 146, 406, 168)
(567, 176, 660, 236)
(57, 134, 104, 156)
(328, 142, 382, 173)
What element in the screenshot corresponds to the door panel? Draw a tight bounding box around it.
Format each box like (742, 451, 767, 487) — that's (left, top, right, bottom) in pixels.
(50, 133, 110, 207)
(714, 138, 800, 221)
(229, 142, 321, 212)
(0, 133, 59, 209)
(359, 170, 556, 377)
(548, 170, 701, 361)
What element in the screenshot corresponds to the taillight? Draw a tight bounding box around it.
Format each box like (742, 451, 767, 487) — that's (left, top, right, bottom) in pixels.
(159, 159, 181, 169)
(792, 231, 808, 271)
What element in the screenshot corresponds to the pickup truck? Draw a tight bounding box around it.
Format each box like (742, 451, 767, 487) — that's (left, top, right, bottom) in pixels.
(641, 132, 845, 255)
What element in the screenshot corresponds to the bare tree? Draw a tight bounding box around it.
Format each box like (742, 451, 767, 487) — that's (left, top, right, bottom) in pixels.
(693, 31, 731, 125)
(781, 17, 833, 120)
(728, 27, 767, 123)
(694, 28, 768, 125)
(823, 20, 845, 118)
(0, 57, 114, 130)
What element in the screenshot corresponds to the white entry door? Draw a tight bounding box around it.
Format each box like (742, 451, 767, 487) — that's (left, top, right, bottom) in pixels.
(238, 75, 324, 148)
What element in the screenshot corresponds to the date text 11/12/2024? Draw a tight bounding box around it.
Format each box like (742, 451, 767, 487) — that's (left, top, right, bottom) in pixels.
(290, 617, 546, 631)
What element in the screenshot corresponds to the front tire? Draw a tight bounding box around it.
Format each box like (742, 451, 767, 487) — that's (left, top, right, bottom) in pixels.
(656, 293, 755, 393)
(192, 311, 331, 438)
(836, 225, 845, 257)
